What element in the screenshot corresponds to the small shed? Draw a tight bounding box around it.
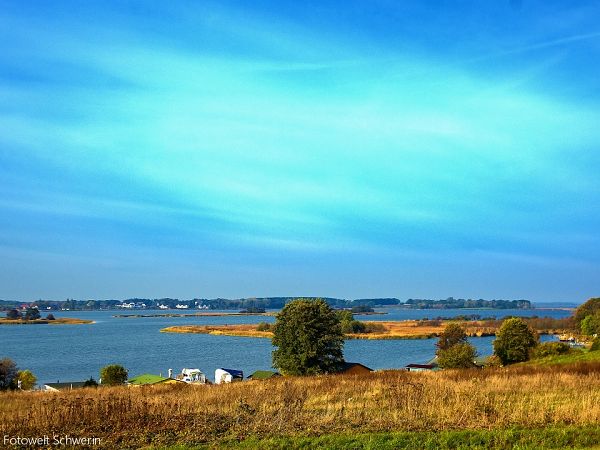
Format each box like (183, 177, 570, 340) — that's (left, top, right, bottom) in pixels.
(247, 370, 280, 380)
(44, 382, 87, 392)
(339, 362, 373, 375)
(215, 368, 244, 384)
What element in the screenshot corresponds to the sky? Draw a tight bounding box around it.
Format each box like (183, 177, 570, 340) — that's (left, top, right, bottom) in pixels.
(0, 0, 599, 302)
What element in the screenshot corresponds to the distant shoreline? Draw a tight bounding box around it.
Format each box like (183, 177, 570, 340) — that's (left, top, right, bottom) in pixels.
(113, 312, 277, 318)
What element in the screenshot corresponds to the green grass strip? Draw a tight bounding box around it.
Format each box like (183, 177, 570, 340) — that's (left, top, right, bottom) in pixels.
(160, 425, 600, 450)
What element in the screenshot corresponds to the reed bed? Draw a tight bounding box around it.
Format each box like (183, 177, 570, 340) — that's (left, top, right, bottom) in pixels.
(2, 362, 599, 448)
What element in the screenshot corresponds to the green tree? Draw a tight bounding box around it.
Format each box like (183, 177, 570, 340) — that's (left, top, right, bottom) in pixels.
(6, 309, 21, 320)
(437, 342, 477, 369)
(337, 310, 366, 334)
(531, 342, 570, 359)
(16, 370, 37, 390)
(24, 307, 41, 320)
(272, 298, 344, 375)
(100, 364, 128, 385)
(493, 318, 538, 365)
(436, 323, 468, 352)
(580, 312, 600, 336)
(574, 298, 600, 327)
(83, 377, 99, 387)
(0, 358, 18, 390)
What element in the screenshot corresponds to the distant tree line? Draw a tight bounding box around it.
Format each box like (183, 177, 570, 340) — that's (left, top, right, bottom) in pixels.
(404, 298, 531, 310)
(1, 297, 532, 311)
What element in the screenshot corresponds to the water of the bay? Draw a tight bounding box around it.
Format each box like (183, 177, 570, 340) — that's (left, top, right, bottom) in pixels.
(0, 308, 570, 384)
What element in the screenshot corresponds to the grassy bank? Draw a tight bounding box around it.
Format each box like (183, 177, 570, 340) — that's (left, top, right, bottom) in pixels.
(168, 426, 600, 449)
(521, 348, 600, 366)
(2, 362, 599, 448)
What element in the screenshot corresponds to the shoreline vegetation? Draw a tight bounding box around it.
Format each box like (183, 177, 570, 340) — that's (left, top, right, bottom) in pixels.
(113, 312, 277, 318)
(2, 359, 599, 449)
(0, 317, 93, 325)
(160, 317, 574, 340)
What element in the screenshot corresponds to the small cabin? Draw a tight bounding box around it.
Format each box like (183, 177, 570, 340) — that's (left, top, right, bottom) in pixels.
(339, 362, 373, 375)
(247, 370, 280, 380)
(215, 368, 243, 384)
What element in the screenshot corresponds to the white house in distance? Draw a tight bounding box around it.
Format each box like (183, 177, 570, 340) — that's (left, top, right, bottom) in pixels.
(215, 368, 243, 384)
(177, 368, 207, 384)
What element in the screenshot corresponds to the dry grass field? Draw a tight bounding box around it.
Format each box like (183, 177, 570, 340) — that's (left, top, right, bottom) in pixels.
(1, 362, 599, 448)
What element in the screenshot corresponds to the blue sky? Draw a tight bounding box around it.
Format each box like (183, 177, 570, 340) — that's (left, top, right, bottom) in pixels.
(1, 1, 599, 302)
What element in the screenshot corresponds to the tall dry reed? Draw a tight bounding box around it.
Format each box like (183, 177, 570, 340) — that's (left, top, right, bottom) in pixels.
(1, 363, 599, 448)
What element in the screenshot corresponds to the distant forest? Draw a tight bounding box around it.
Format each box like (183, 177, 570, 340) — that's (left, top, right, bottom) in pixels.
(0, 296, 531, 311)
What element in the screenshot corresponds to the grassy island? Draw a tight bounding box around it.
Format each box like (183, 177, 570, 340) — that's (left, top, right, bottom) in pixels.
(161, 317, 573, 340)
(0, 317, 93, 325)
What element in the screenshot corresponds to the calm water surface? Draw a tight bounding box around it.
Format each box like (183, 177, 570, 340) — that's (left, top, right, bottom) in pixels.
(0, 308, 569, 384)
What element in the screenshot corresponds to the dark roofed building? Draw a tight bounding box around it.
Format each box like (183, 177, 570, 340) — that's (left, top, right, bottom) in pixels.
(247, 370, 281, 380)
(339, 362, 373, 375)
(405, 363, 438, 372)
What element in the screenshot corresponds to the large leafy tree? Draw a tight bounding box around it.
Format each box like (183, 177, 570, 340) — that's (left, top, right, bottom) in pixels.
(581, 312, 600, 336)
(493, 318, 538, 365)
(100, 364, 128, 385)
(272, 298, 344, 375)
(0, 358, 18, 390)
(436, 323, 468, 352)
(574, 298, 600, 326)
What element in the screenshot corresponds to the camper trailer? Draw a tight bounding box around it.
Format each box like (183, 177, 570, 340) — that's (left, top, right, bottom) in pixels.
(214, 368, 243, 384)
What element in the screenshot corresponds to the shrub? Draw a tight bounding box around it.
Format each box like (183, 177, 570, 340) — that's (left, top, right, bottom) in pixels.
(531, 342, 571, 359)
(581, 312, 600, 336)
(493, 318, 538, 365)
(100, 364, 128, 385)
(256, 322, 271, 332)
(46, 313, 56, 320)
(6, 309, 21, 320)
(83, 377, 98, 387)
(341, 319, 366, 334)
(437, 342, 477, 369)
(364, 322, 386, 333)
(574, 298, 600, 326)
(16, 370, 37, 390)
(591, 338, 600, 352)
(0, 358, 18, 390)
(436, 323, 468, 353)
(24, 307, 41, 320)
